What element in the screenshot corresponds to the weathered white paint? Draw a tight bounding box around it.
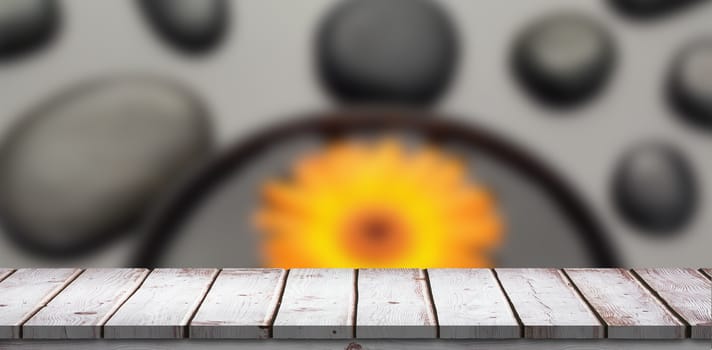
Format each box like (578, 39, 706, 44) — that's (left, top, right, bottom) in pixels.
(357, 269, 437, 339)
(495, 268, 602, 339)
(2, 268, 710, 342)
(0, 269, 82, 339)
(634, 268, 712, 339)
(190, 269, 286, 339)
(428, 269, 520, 338)
(273, 269, 355, 339)
(0, 339, 707, 350)
(566, 269, 686, 339)
(103, 268, 218, 339)
(23, 269, 149, 339)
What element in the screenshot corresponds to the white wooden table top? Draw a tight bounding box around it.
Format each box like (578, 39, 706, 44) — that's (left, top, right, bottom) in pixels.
(0, 268, 709, 340)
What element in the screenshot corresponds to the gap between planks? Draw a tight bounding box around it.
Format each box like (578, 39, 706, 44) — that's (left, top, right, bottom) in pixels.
(190, 269, 288, 339)
(565, 269, 686, 339)
(0, 269, 84, 339)
(0, 269, 14, 283)
(103, 268, 219, 339)
(430, 269, 520, 339)
(633, 268, 712, 339)
(629, 269, 692, 338)
(492, 269, 525, 338)
(23, 269, 151, 339)
(560, 269, 609, 338)
(422, 269, 441, 339)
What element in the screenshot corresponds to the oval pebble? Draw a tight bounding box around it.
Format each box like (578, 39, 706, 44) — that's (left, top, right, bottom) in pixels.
(512, 12, 616, 108)
(138, 0, 228, 54)
(612, 143, 698, 234)
(0, 0, 59, 61)
(609, 0, 704, 19)
(0, 76, 213, 256)
(317, 0, 458, 105)
(669, 39, 712, 131)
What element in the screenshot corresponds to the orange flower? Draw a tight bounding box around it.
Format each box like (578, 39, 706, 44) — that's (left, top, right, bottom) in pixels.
(255, 139, 503, 268)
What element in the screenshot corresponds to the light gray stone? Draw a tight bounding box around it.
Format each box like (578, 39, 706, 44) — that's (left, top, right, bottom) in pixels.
(0, 76, 213, 255)
(317, 0, 457, 105)
(512, 12, 615, 107)
(613, 143, 697, 233)
(670, 39, 712, 130)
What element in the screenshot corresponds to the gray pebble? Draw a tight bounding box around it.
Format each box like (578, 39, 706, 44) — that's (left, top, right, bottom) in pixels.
(613, 143, 697, 233)
(0, 76, 213, 256)
(317, 0, 458, 105)
(512, 12, 616, 108)
(138, 0, 229, 54)
(609, 0, 704, 19)
(0, 0, 59, 61)
(669, 39, 712, 130)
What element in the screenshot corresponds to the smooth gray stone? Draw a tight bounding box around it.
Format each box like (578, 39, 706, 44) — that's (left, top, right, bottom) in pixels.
(669, 39, 712, 130)
(138, 0, 228, 54)
(512, 12, 615, 108)
(609, 0, 704, 19)
(613, 143, 697, 234)
(317, 0, 458, 105)
(0, 76, 213, 256)
(0, 0, 59, 61)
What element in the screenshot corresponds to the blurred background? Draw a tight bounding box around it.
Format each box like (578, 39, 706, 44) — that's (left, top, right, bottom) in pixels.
(0, 0, 710, 268)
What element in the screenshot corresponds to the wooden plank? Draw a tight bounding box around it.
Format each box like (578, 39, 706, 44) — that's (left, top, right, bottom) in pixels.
(634, 268, 712, 339)
(0, 339, 707, 350)
(701, 269, 712, 280)
(495, 268, 602, 339)
(272, 269, 355, 339)
(428, 269, 520, 339)
(0, 269, 82, 339)
(104, 268, 218, 339)
(190, 269, 286, 339)
(356, 269, 437, 339)
(0, 269, 13, 282)
(23, 268, 149, 339)
(566, 268, 686, 339)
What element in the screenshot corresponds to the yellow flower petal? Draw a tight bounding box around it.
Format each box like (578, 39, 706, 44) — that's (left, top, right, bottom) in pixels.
(255, 138, 504, 268)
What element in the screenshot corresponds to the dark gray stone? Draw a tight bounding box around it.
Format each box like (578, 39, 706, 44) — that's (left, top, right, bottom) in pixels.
(317, 0, 458, 105)
(613, 143, 697, 234)
(0, 0, 59, 61)
(138, 0, 228, 54)
(0, 76, 213, 256)
(512, 12, 616, 108)
(609, 0, 704, 19)
(669, 39, 712, 130)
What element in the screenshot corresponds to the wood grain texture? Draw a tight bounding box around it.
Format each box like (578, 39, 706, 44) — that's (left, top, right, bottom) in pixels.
(273, 269, 355, 339)
(634, 268, 712, 339)
(0, 269, 82, 339)
(356, 269, 437, 339)
(0, 269, 13, 282)
(565, 268, 686, 339)
(23, 269, 149, 339)
(103, 268, 218, 339)
(190, 269, 286, 339)
(495, 268, 602, 339)
(428, 269, 520, 339)
(0, 339, 707, 350)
